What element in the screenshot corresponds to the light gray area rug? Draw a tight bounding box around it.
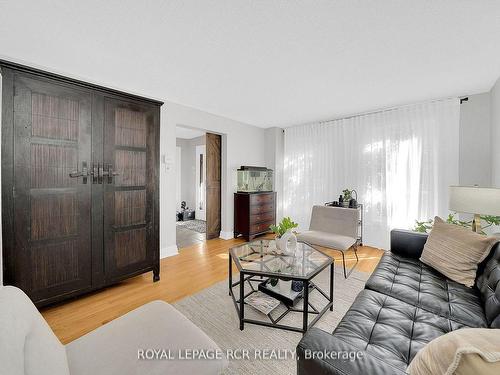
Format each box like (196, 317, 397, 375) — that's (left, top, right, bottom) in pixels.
(176, 219, 206, 233)
(174, 267, 370, 375)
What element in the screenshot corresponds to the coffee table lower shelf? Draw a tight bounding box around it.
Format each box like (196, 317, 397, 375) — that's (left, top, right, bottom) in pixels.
(228, 258, 334, 334)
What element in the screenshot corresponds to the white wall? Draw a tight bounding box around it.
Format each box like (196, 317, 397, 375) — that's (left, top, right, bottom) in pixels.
(459, 93, 492, 186)
(491, 77, 500, 186)
(161, 102, 267, 256)
(176, 136, 205, 211)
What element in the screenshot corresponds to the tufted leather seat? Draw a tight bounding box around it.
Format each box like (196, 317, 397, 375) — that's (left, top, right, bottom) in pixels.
(297, 229, 500, 375)
(476, 243, 500, 328)
(365, 253, 488, 327)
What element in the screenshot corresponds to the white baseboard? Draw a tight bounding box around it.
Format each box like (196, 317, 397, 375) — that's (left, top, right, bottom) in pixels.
(219, 231, 234, 240)
(160, 245, 179, 259)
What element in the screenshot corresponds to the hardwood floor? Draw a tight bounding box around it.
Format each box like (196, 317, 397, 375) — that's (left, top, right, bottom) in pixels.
(41, 236, 384, 344)
(176, 225, 206, 248)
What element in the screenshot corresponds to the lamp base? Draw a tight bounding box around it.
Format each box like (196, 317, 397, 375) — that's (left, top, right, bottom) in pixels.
(472, 213, 482, 233)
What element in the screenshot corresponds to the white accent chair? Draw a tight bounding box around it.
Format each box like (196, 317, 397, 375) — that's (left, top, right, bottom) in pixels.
(297, 205, 359, 278)
(0, 286, 227, 375)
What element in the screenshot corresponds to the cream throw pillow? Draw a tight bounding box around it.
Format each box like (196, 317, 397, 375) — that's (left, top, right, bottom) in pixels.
(408, 328, 500, 375)
(420, 217, 498, 287)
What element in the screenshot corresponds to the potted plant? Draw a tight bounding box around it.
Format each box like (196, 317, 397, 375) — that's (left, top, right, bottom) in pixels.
(342, 189, 352, 207)
(270, 217, 299, 254)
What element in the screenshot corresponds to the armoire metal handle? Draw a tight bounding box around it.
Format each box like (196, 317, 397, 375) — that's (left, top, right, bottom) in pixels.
(102, 163, 120, 184)
(69, 161, 89, 184)
(72, 162, 120, 184)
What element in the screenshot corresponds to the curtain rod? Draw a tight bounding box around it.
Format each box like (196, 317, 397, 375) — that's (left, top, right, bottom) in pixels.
(286, 96, 466, 128)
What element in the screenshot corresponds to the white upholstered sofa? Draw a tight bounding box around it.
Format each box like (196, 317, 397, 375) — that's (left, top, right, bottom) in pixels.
(0, 286, 227, 375)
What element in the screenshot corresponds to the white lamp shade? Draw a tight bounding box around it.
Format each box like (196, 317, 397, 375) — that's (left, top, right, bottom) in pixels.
(449, 186, 500, 216)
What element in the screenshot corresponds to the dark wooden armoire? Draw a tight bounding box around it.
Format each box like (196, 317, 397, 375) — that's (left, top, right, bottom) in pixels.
(0, 61, 162, 307)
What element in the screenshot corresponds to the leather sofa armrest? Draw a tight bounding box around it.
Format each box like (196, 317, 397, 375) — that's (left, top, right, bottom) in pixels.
(297, 328, 407, 375)
(390, 229, 428, 259)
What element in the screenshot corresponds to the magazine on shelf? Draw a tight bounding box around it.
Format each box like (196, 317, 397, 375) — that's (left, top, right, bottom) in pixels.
(245, 291, 280, 315)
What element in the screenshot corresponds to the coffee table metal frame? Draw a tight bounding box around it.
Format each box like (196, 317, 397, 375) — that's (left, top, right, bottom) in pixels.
(228, 240, 334, 334)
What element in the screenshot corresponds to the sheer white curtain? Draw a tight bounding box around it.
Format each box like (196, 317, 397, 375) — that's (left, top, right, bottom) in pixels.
(283, 99, 460, 249)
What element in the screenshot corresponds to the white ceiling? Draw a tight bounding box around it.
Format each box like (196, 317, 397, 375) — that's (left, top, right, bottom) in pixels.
(176, 126, 206, 140)
(1, 1, 500, 128)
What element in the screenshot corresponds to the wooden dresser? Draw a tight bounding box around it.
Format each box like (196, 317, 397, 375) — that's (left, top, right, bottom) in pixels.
(234, 192, 276, 241)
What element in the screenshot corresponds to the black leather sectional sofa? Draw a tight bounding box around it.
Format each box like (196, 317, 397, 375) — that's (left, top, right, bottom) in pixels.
(297, 229, 500, 375)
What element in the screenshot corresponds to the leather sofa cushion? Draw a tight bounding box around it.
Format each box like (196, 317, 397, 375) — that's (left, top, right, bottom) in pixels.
(476, 243, 500, 328)
(297, 328, 408, 375)
(331, 289, 469, 371)
(365, 253, 488, 328)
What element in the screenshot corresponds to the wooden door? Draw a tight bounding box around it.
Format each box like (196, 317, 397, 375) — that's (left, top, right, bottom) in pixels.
(12, 73, 92, 303)
(102, 97, 159, 282)
(206, 133, 221, 239)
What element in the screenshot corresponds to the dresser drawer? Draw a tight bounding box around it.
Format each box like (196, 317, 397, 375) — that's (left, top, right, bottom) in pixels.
(250, 193, 274, 205)
(250, 220, 274, 234)
(250, 203, 274, 214)
(250, 211, 275, 224)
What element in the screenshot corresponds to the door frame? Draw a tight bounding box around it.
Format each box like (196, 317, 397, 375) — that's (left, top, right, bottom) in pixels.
(195, 144, 206, 221)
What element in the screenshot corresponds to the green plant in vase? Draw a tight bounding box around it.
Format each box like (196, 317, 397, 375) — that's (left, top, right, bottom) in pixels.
(342, 189, 352, 201)
(342, 189, 352, 207)
(270, 217, 299, 238)
(270, 217, 299, 254)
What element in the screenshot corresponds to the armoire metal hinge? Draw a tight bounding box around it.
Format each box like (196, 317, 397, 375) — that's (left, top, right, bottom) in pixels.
(12, 187, 16, 198)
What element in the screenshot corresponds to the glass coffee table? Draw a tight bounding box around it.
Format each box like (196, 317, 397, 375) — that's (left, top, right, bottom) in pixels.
(229, 239, 334, 333)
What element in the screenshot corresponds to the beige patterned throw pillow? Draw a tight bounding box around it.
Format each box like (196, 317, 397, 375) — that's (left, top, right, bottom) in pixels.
(419, 217, 498, 287)
(407, 328, 500, 375)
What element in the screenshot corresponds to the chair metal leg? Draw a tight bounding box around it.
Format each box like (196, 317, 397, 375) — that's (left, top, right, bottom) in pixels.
(340, 251, 347, 278)
(340, 245, 359, 279)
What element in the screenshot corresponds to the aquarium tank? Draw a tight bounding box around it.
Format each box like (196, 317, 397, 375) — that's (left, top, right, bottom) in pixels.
(237, 166, 273, 193)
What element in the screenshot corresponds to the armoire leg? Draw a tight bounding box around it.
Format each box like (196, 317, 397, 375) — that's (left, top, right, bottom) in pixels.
(153, 267, 160, 282)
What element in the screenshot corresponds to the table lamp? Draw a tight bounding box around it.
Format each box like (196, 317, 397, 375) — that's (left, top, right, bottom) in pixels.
(449, 186, 500, 233)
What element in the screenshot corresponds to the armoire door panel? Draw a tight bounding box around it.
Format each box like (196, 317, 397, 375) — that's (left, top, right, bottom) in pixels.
(115, 149, 146, 186)
(114, 190, 146, 226)
(30, 143, 78, 188)
(12, 74, 92, 302)
(114, 228, 147, 268)
(31, 92, 79, 141)
(30, 192, 78, 240)
(114, 107, 147, 147)
(31, 240, 80, 291)
(103, 97, 156, 281)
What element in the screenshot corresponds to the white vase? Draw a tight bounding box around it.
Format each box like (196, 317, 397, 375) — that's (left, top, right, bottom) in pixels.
(278, 279, 292, 295)
(275, 229, 298, 255)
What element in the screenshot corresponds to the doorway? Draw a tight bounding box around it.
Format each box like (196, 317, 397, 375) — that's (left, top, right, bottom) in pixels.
(175, 127, 221, 248)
